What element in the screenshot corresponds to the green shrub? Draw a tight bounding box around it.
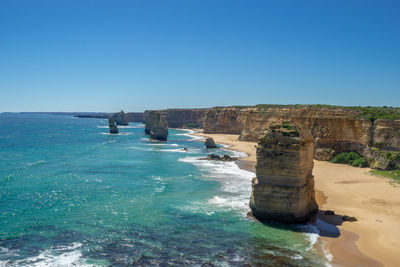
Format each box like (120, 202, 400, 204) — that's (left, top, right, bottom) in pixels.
(330, 152, 348, 164)
(330, 152, 367, 168)
(351, 158, 368, 167)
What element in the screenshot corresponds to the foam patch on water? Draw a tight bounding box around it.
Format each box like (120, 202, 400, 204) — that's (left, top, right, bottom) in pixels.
(100, 132, 133, 135)
(25, 160, 47, 167)
(152, 175, 166, 193)
(178, 156, 254, 214)
(175, 129, 205, 141)
(0, 243, 93, 267)
(145, 143, 179, 147)
(98, 125, 142, 129)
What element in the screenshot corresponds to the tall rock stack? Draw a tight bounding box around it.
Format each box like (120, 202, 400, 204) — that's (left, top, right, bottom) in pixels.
(144, 111, 168, 141)
(249, 121, 318, 223)
(112, 110, 129, 126)
(108, 118, 119, 134)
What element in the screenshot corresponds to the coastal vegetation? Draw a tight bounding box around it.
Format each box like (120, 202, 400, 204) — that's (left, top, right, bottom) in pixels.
(330, 152, 368, 167)
(370, 169, 400, 183)
(269, 121, 300, 137)
(183, 122, 202, 129)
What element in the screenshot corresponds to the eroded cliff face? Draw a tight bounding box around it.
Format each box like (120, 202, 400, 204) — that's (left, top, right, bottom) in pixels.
(144, 111, 168, 141)
(111, 111, 129, 126)
(203, 106, 400, 169)
(165, 109, 206, 128)
(249, 122, 318, 223)
(202, 107, 243, 134)
(126, 112, 145, 122)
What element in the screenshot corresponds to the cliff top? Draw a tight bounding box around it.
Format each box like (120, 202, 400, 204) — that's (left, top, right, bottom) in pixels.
(259, 121, 313, 148)
(212, 104, 400, 121)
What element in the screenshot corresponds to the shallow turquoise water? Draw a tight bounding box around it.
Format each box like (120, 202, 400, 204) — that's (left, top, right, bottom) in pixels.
(0, 114, 327, 266)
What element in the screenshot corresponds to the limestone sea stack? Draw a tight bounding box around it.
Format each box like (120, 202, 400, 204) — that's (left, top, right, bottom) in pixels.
(144, 110, 168, 141)
(249, 121, 318, 223)
(108, 118, 119, 134)
(112, 110, 129, 126)
(205, 137, 217, 148)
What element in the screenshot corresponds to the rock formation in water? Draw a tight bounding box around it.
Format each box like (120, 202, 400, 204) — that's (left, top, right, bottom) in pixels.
(205, 137, 218, 148)
(108, 118, 119, 134)
(249, 121, 318, 223)
(200, 154, 238, 161)
(144, 111, 168, 141)
(112, 110, 129, 126)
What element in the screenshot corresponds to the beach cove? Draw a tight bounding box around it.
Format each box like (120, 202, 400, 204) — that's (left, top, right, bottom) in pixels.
(195, 131, 400, 267)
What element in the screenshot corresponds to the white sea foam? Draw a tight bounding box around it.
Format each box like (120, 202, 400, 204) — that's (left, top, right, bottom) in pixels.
(175, 129, 205, 141)
(145, 143, 179, 147)
(178, 156, 254, 214)
(25, 160, 47, 167)
(0, 243, 93, 267)
(97, 125, 143, 129)
(100, 132, 133, 135)
(152, 176, 166, 193)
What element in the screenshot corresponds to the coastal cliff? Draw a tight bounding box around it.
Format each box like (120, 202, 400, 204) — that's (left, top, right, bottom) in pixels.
(111, 111, 129, 126)
(249, 122, 318, 223)
(202, 105, 400, 170)
(144, 110, 168, 141)
(165, 109, 207, 128)
(126, 112, 145, 122)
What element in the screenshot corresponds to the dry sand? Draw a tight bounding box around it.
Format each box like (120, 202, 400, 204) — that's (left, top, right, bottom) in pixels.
(195, 131, 400, 267)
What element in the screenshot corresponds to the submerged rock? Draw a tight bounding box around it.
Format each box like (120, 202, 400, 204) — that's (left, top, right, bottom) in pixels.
(108, 118, 119, 134)
(249, 121, 318, 224)
(205, 137, 218, 148)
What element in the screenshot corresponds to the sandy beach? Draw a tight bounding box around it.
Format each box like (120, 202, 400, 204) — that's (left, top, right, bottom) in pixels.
(195, 131, 400, 267)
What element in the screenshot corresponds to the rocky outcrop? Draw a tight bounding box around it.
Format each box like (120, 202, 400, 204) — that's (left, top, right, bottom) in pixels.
(203, 106, 400, 170)
(108, 118, 118, 134)
(249, 122, 318, 223)
(111, 110, 129, 126)
(200, 154, 238, 161)
(144, 111, 168, 141)
(205, 137, 217, 148)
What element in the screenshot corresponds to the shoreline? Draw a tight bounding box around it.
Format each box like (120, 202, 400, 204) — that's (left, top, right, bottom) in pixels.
(194, 131, 400, 267)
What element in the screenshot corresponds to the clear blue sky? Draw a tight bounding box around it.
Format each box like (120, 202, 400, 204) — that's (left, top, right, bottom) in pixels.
(1, 0, 399, 112)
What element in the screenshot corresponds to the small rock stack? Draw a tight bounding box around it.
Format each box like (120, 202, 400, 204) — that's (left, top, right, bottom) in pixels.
(108, 118, 119, 134)
(205, 137, 217, 148)
(249, 121, 318, 223)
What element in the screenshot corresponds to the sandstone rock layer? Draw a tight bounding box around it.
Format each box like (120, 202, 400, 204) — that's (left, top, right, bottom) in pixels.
(144, 111, 168, 141)
(249, 122, 318, 223)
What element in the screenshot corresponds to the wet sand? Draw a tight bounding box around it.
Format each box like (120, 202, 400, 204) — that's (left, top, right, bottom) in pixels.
(195, 131, 400, 267)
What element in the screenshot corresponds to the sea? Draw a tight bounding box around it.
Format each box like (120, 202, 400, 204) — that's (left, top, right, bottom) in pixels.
(0, 114, 329, 266)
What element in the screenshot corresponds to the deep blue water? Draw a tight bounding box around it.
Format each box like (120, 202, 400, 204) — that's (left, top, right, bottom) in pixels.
(0, 114, 328, 266)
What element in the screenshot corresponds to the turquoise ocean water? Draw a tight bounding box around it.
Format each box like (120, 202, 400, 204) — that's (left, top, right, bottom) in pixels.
(0, 114, 328, 266)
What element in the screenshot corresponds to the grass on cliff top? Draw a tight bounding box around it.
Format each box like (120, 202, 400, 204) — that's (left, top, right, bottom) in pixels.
(370, 169, 400, 183)
(213, 104, 400, 121)
(269, 121, 300, 137)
